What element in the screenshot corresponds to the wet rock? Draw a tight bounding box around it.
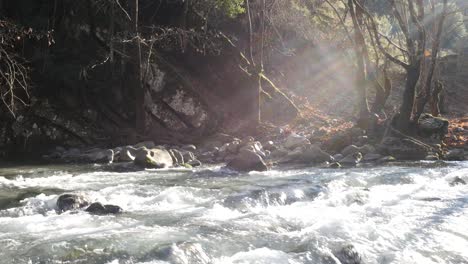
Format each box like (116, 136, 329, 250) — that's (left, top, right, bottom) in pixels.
(321, 131, 353, 153)
(289, 144, 333, 164)
(378, 137, 430, 160)
(169, 149, 184, 164)
(199, 133, 238, 149)
(56, 194, 89, 213)
(134, 148, 174, 168)
(241, 136, 255, 145)
(424, 153, 440, 161)
(134, 141, 156, 149)
(340, 152, 363, 165)
(85, 202, 122, 215)
(283, 133, 310, 149)
(334, 245, 362, 264)
(198, 151, 215, 163)
(449, 176, 466, 186)
(378, 156, 396, 163)
(227, 141, 241, 154)
(355, 135, 368, 146)
(82, 149, 114, 163)
(181, 151, 195, 163)
(187, 159, 202, 167)
(341, 145, 360, 157)
(270, 147, 289, 159)
(263, 140, 277, 151)
(333, 154, 344, 161)
(362, 153, 382, 162)
(418, 113, 449, 139)
(329, 162, 342, 168)
(240, 141, 266, 158)
(444, 149, 465, 161)
(359, 144, 376, 155)
(342, 144, 375, 156)
(226, 149, 268, 172)
(117, 146, 136, 162)
(181, 144, 197, 151)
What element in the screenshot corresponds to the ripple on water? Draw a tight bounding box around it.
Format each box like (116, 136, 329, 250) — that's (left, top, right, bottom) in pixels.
(0, 162, 467, 263)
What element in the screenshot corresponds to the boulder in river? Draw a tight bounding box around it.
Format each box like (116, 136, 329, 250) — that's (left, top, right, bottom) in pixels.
(85, 202, 122, 215)
(449, 176, 466, 186)
(362, 153, 382, 162)
(340, 152, 363, 166)
(334, 245, 362, 264)
(281, 144, 333, 164)
(444, 149, 465, 161)
(56, 194, 89, 213)
(378, 137, 430, 160)
(283, 133, 310, 149)
(341, 145, 360, 157)
(134, 148, 174, 168)
(342, 144, 375, 156)
(226, 149, 268, 172)
(117, 146, 137, 162)
(134, 141, 156, 149)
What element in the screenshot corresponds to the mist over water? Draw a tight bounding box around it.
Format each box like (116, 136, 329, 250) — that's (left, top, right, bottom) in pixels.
(0, 162, 467, 264)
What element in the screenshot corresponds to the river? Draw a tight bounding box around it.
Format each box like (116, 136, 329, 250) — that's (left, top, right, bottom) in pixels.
(0, 161, 467, 264)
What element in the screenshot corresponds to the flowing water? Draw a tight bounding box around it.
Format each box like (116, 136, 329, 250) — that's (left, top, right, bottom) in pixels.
(0, 161, 467, 264)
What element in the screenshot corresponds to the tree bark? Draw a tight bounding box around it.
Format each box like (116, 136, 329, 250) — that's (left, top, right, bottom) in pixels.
(349, 0, 370, 128)
(396, 64, 420, 131)
(130, 0, 146, 133)
(414, 0, 448, 121)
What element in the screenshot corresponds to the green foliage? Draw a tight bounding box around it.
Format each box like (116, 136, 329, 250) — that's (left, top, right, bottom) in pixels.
(214, 0, 245, 18)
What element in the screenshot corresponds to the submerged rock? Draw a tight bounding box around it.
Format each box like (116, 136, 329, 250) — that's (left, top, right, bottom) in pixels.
(134, 148, 174, 168)
(449, 176, 466, 186)
(226, 149, 268, 172)
(85, 202, 122, 215)
(56, 194, 89, 213)
(334, 245, 362, 264)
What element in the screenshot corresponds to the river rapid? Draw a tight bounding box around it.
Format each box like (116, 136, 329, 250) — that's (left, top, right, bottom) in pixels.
(0, 162, 467, 264)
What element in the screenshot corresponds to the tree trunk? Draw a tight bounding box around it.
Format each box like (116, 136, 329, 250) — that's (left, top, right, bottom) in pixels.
(429, 80, 443, 116)
(371, 69, 391, 114)
(396, 64, 420, 131)
(413, 0, 447, 121)
(130, 0, 146, 133)
(349, 0, 370, 128)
